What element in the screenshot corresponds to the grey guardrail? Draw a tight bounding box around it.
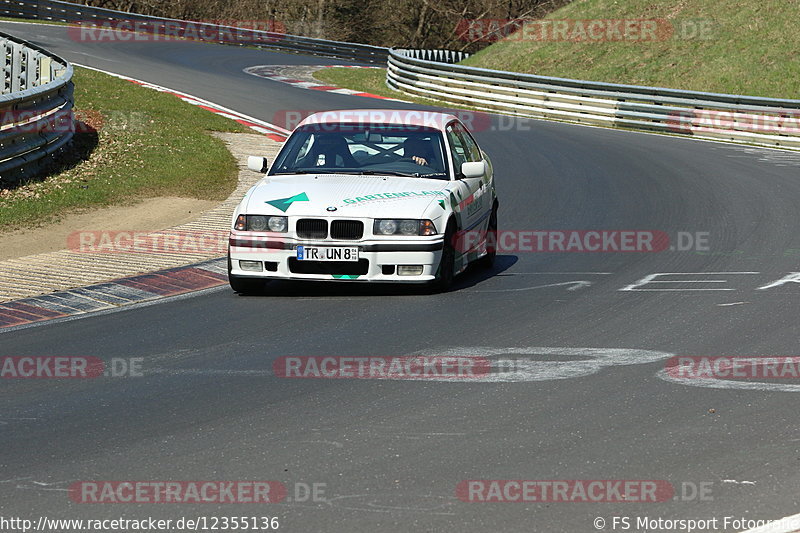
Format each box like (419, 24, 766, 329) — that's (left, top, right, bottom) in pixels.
(0, 30, 73, 185)
(387, 49, 800, 149)
(1, 0, 389, 64)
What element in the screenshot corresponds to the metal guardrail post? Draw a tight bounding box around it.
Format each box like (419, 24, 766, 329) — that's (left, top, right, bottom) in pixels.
(0, 31, 74, 185)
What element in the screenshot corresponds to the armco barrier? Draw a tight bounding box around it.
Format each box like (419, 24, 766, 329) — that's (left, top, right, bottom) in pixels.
(387, 49, 800, 150)
(0, 30, 73, 184)
(0, 0, 389, 64)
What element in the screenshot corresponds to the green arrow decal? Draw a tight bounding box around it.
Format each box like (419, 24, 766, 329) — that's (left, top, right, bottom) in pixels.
(266, 192, 309, 212)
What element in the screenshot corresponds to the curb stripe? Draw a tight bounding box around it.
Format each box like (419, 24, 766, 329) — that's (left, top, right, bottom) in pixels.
(0, 259, 228, 331)
(2, 301, 66, 318)
(117, 275, 202, 295)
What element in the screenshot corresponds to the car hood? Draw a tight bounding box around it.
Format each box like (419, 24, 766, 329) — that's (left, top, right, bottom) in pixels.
(244, 173, 453, 218)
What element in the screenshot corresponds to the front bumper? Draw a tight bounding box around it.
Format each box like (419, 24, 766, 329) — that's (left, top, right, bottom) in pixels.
(228, 233, 444, 282)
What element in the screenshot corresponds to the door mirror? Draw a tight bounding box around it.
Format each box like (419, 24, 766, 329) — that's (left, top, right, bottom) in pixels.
(461, 160, 486, 179)
(247, 156, 269, 173)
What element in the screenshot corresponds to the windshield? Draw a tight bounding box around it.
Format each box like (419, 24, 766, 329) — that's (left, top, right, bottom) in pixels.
(269, 124, 450, 179)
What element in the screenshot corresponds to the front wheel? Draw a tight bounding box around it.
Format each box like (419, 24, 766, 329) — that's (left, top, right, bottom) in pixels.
(427, 221, 456, 293)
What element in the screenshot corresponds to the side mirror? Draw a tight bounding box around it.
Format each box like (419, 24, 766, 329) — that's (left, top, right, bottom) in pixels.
(247, 156, 269, 173)
(461, 160, 486, 179)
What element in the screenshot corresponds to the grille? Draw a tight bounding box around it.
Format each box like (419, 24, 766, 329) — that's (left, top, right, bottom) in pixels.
(288, 258, 369, 276)
(330, 220, 364, 240)
(296, 218, 328, 239)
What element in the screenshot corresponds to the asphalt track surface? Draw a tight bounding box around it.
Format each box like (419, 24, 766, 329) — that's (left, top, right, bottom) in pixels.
(2, 22, 800, 533)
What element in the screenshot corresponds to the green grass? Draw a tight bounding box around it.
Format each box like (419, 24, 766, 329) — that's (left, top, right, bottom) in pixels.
(314, 67, 405, 101)
(0, 66, 247, 231)
(462, 0, 800, 99)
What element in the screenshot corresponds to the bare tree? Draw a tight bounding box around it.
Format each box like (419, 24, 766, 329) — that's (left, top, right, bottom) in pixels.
(72, 0, 569, 49)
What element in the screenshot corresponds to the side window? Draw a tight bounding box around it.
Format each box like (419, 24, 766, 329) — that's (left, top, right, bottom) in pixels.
(446, 124, 468, 175)
(452, 123, 482, 162)
(274, 132, 315, 171)
(294, 135, 314, 163)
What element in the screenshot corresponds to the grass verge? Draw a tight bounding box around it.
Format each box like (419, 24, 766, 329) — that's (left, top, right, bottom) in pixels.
(0, 66, 247, 231)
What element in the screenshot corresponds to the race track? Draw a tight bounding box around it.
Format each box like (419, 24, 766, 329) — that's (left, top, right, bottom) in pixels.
(2, 22, 800, 533)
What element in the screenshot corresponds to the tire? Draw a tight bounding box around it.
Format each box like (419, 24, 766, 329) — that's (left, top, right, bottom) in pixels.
(228, 253, 264, 295)
(427, 220, 456, 293)
(477, 202, 498, 269)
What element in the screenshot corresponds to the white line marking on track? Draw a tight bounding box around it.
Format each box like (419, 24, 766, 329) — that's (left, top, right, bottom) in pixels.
(620, 272, 760, 291)
(657, 369, 800, 393)
(407, 346, 675, 383)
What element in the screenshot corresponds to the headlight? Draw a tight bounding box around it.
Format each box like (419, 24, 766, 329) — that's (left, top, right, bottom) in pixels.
(399, 220, 418, 235)
(248, 215, 269, 232)
(373, 219, 437, 236)
(268, 216, 287, 232)
(377, 220, 398, 235)
(234, 215, 288, 232)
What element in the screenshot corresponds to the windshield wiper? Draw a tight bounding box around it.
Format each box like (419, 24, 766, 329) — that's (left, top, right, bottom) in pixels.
(358, 170, 418, 177)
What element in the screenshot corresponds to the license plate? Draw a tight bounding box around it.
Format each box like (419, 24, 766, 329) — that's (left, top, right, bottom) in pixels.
(296, 246, 359, 262)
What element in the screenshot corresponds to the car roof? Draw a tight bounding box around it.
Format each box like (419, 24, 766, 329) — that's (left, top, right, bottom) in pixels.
(296, 109, 459, 131)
